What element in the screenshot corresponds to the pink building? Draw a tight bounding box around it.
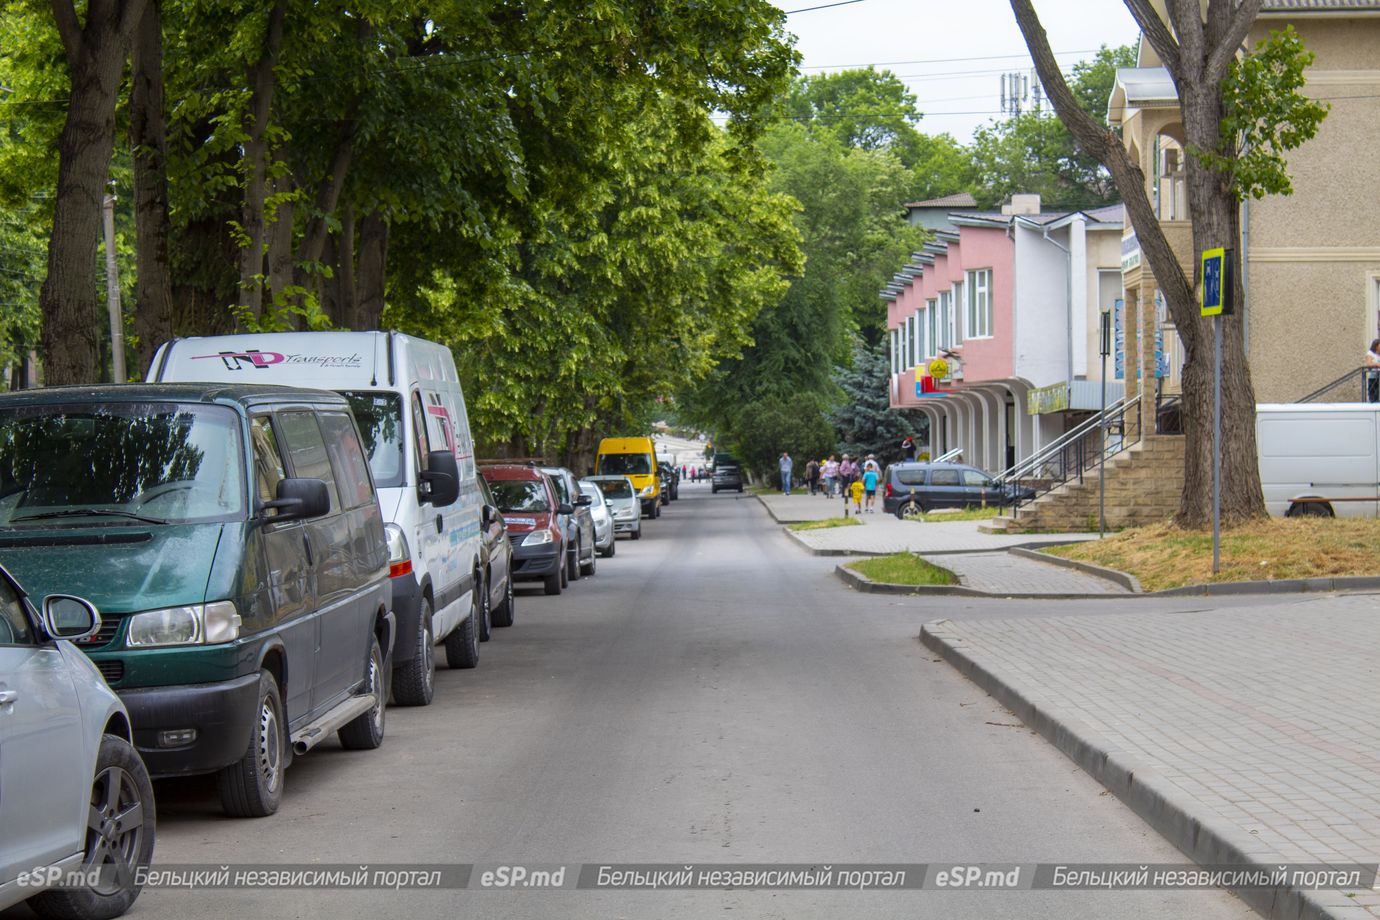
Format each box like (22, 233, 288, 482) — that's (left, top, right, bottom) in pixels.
(885, 195, 1125, 473)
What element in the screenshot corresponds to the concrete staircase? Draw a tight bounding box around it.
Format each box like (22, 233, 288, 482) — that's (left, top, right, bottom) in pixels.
(982, 435, 1185, 533)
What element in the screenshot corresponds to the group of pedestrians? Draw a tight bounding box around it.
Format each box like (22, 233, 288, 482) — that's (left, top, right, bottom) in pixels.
(777, 450, 885, 513)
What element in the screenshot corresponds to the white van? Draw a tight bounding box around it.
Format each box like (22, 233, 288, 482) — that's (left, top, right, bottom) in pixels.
(149, 331, 493, 706)
(1256, 403, 1380, 518)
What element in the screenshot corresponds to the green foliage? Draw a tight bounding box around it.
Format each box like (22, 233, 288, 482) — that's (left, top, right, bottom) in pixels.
(830, 340, 926, 465)
(1193, 26, 1330, 201)
(970, 44, 1135, 209)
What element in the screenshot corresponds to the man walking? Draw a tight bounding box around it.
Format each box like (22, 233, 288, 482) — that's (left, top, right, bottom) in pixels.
(804, 457, 820, 495)
(779, 451, 793, 495)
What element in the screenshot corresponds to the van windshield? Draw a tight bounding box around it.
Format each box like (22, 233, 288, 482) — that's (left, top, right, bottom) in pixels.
(598, 453, 652, 476)
(342, 391, 405, 488)
(0, 403, 245, 526)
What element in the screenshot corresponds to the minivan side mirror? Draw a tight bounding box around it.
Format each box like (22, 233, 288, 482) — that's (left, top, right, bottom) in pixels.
(40, 594, 101, 642)
(556, 502, 574, 516)
(576, 495, 592, 507)
(420, 450, 460, 506)
(264, 478, 331, 521)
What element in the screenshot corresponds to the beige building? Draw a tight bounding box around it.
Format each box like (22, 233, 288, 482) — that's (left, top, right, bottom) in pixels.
(1108, 0, 1380, 413)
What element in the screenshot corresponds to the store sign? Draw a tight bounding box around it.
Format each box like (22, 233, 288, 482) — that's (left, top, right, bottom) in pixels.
(1027, 382, 1070, 415)
(1121, 232, 1141, 272)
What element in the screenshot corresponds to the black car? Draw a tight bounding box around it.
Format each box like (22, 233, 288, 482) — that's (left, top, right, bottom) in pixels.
(882, 462, 1035, 518)
(657, 461, 679, 502)
(711, 460, 744, 494)
(540, 466, 598, 580)
(476, 476, 515, 636)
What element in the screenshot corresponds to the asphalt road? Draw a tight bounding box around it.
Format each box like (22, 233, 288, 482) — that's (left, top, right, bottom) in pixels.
(7, 482, 1257, 920)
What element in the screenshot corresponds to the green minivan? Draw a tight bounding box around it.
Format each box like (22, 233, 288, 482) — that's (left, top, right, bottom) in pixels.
(0, 384, 399, 817)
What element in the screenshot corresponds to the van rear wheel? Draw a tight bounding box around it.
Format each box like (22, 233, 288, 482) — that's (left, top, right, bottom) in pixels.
(339, 638, 386, 750)
(218, 670, 285, 818)
(492, 575, 515, 627)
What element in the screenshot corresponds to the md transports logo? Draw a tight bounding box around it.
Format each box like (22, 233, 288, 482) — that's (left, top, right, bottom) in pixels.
(190, 349, 364, 371)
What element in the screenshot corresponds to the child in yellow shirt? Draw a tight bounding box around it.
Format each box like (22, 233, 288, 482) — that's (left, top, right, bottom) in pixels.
(849, 478, 864, 514)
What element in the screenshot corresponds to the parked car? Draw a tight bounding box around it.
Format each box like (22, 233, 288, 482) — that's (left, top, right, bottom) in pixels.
(0, 384, 394, 818)
(540, 466, 598, 579)
(711, 460, 744, 494)
(595, 437, 661, 517)
(481, 465, 570, 596)
(657, 461, 680, 501)
(151, 331, 486, 705)
(0, 565, 156, 920)
(585, 475, 642, 540)
(476, 475, 515, 633)
(578, 480, 617, 557)
(882, 462, 1035, 518)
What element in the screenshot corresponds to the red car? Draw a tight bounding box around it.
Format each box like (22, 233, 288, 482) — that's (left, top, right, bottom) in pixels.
(479, 465, 571, 596)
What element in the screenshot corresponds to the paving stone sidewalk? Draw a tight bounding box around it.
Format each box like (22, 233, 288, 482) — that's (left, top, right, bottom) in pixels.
(920, 550, 1131, 595)
(923, 594, 1380, 919)
(757, 492, 1098, 554)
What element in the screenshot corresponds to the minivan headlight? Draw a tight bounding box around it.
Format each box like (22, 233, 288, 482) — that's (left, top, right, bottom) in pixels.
(127, 601, 241, 648)
(523, 529, 554, 546)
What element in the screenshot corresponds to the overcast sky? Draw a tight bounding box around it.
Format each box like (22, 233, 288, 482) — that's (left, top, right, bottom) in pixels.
(770, 0, 1140, 143)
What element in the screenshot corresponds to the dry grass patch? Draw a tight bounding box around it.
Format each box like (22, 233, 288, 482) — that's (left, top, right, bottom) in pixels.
(788, 517, 862, 531)
(848, 553, 958, 586)
(1042, 517, 1380, 591)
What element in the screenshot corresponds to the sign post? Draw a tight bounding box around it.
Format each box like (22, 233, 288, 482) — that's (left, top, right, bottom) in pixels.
(1099, 308, 1112, 538)
(1200, 247, 1234, 574)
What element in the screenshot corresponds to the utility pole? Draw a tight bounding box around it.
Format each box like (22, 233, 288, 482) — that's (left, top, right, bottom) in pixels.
(102, 182, 126, 383)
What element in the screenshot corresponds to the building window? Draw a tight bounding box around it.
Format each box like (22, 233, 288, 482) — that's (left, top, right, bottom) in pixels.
(918, 306, 928, 361)
(926, 300, 938, 359)
(951, 282, 964, 341)
(938, 291, 953, 350)
(890, 329, 898, 374)
(966, 269, 992, 338)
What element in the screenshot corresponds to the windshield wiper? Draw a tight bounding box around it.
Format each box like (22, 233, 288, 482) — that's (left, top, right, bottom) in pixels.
(9, 509, 169, 526)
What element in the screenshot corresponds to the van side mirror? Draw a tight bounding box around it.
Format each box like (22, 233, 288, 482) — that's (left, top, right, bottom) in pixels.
(556, 502, 574, 516)
(264, 478, 331, 521)
(481, 504, 496, 527)
(40, 594, 100, 642)
(420, 450, 460, 506)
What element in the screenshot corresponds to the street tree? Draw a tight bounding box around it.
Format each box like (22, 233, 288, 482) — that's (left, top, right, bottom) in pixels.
(1008, 0, 1327, 526)
(830, 340, 927, 465)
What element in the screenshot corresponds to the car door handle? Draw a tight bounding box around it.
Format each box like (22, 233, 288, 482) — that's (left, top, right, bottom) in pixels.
(436, 514, 443, 534)
(0, 690, 18, 707)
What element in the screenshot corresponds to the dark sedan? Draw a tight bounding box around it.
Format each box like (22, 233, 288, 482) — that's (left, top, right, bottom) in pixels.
(883, 462, 1035, 518)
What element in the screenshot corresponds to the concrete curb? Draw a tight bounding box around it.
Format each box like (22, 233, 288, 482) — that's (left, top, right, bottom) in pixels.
(920, 619, 1372, 920)
(833, 563, 986, 596)
(1008, 546, 1144, 593)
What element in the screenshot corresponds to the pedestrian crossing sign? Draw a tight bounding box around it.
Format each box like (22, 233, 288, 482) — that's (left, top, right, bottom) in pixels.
(1200, 247, 1233, 316)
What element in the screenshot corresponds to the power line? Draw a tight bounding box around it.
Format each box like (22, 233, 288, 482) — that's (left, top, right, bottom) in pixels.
(799, 48, 1104, 70)
(784, 0, 868, 12)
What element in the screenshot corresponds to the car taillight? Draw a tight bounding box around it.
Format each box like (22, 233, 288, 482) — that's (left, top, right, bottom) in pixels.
(885, 482, 892, 498)
(390, 560, 413, 578)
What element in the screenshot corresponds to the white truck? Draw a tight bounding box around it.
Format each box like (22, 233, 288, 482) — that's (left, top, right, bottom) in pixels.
(150, 331, 498, 706)
(1256, 403, 1380, 518)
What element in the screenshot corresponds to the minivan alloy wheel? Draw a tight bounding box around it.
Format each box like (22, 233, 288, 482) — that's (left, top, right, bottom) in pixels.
(86, 763, 147, 895)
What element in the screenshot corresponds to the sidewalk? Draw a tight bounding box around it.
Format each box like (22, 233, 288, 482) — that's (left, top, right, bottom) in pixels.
(923, 595, 1380, 920)
(757, 492, 1124, 595)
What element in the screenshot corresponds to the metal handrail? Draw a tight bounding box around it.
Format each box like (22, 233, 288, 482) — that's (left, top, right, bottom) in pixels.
(1298, 366, 1379, 404)
(995, 396, 1134, 484)
(933, 447, 962, 463)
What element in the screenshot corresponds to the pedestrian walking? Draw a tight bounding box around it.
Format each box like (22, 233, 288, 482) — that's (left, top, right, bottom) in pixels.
(901, 436, 917, 462)
(863, 453, 880, 474)
(862, 465, 879, 513)
(822, 455, 838, 497)
(849, 476, 864, 515)
(838, 454, 858, 511)
(779, 451, 793, 495)
(805, 457, 820, 495)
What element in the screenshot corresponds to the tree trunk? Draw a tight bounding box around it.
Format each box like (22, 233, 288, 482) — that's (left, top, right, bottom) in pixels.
(292, 115, 357, 291)
(236, 0, 287, 319)
(265, 174, 295, 319)
(129, 0, 173, 377)
(41, 0, 148, 386)
(356, 212, 388, 329)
